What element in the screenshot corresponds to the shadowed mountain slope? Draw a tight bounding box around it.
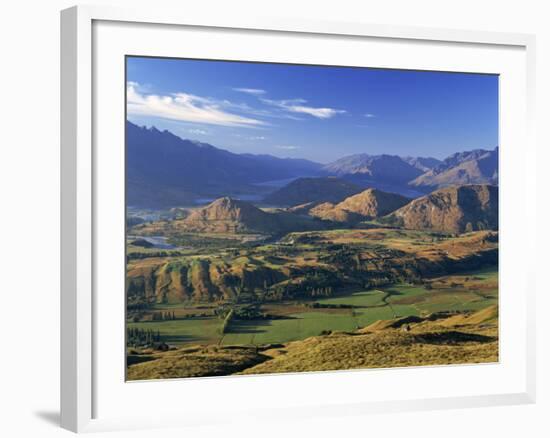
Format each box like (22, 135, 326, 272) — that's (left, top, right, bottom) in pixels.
(126, 121, 322, 207)
(263, 177, 362, 206)
(386, 184, 498, 233)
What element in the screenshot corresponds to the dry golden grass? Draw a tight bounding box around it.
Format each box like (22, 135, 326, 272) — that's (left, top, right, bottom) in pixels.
(127, 307, 498, 380)
(438, 305, 498, 327)
(127, 345, 269, 381)
(240, 322, 497, 375)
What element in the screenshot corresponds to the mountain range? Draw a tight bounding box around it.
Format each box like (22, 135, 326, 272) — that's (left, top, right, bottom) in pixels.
(409, 148, 498, 190)
(322, 153, 426, 185)
(126, 121, 498, 208)
(132, 183, 498, 236)
(126, 121, 322, 207)
(286, 188, 411, 224)
(136, 196, 326, 235)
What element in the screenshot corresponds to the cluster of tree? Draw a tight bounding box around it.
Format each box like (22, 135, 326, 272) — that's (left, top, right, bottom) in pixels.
(215, 303, 267, 321)
(306, 286, 334, 297)
(172, 235, 239, 249)
(127, 327, 161, 347)
(321, 249, 361, 269)
(177, 312, 211, 319)
(233, 304, 267, 320)
(127, 302, 151, 311)
(377, 215, 404, 227)
(127, 250, 185, 261)
(127, 300, 154, 323)
(264, 286, 288, 302)
(305, 302, 354, 309)
(151, 311, 177, 321)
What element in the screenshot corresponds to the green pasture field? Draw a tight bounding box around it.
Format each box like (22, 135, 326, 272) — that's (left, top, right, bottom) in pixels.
(127, 267, 498, 347)
(128, 317, 222, 345)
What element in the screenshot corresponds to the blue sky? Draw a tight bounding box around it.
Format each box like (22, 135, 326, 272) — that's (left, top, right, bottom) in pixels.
(126, 56, 498, 163)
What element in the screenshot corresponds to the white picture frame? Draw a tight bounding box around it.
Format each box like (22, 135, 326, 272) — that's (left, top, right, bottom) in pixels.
(60, 4, 537, 433)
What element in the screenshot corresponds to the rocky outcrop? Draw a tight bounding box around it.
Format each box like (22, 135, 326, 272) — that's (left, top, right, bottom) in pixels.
(387, 184, 498, 233)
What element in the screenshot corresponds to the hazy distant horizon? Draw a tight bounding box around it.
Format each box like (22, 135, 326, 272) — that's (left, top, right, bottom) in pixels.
(127, 119, 498, 166)
(127, 57, 498, 162)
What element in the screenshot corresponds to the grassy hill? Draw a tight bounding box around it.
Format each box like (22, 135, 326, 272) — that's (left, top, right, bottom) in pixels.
(127, 305, 498, 380)
(126, 228, 498, 307)
(132, 197, 325, 236)
(385, 184, 498, 233)
(285, 188, 410, 224)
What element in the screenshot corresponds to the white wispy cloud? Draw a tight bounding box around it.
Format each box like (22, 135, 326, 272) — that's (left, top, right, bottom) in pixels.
(275, 145, 300, 150)
(364, 113, 376, 118)
(127, 82, 266, 128)
(187, 128, 209, 135)
(233, 88, 266, 95)
(261, 98, 346, 119)
(249, 135, 266, 140)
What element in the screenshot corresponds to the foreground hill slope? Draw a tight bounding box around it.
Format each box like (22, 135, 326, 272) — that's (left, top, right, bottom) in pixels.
(387, 184, 498, 233)
(263, 177, 362, 206)
(127, 306, 498, 380)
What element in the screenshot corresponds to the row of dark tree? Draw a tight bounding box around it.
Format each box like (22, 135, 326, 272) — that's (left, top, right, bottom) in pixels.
(151, 311, 177, 321)
(127, 327, 161, 347)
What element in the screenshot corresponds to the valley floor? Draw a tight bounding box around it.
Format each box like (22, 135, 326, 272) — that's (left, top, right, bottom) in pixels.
(127, 268, 498, 380)
(127, 268, 497, 347)
(127, 303, 498, 380)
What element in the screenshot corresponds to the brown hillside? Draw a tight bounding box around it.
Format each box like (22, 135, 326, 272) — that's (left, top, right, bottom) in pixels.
(387, 184, 498, 234)
(292, 188, 410, 223)
(309, 202, 364, 223)
(126, 229, 497, 305)
(127, 308, 498, 380)
(182, 197, 271, 233)
(334, 188, 410, 218)
(133, 197, 325, 235)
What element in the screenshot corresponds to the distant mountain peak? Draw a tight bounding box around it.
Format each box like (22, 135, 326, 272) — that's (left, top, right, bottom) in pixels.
(322, 153, 425, 185)
(126, 121, 323, 208)
(409, 147, 498, 190)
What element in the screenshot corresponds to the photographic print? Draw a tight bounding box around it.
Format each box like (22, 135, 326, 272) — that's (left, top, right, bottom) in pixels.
(125, 57, 498, 381)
